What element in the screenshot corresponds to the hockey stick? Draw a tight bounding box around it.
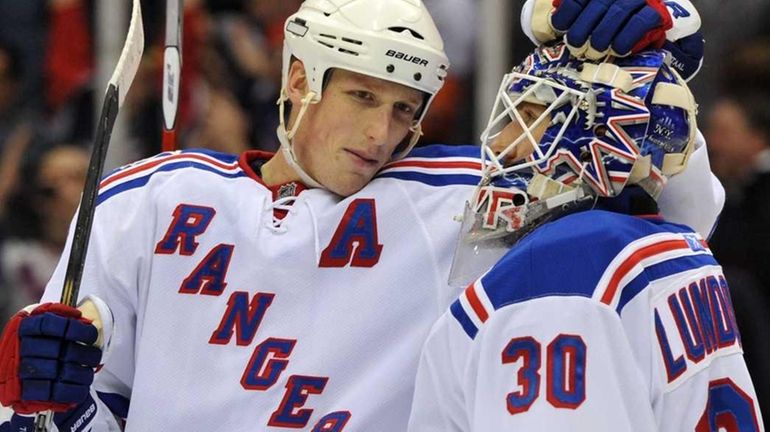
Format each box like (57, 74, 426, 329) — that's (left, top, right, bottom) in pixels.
(34, 0, 144, 430)
(161, 0, 183, 152)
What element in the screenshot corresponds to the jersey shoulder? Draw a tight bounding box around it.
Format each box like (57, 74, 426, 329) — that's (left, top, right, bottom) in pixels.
(485, 210, 714, 304)
(97, 149, 251, 206)
(450, 210, 718, 338)
(375, 144, 482, 187)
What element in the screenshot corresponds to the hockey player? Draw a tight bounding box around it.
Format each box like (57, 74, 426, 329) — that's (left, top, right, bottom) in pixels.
(408, 43, 764, 431)
(0, 0, 721, 431)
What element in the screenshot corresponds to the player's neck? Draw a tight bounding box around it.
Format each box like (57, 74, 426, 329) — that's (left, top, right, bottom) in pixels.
(261, 152, 302, 187)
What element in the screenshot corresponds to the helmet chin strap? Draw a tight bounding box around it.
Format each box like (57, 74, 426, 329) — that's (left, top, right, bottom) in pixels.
(277, 89, 325, 189)
(392, 123, 423, 160)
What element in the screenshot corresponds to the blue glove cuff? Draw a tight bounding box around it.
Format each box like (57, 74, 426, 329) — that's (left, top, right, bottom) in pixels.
(663, 31, 704, 81)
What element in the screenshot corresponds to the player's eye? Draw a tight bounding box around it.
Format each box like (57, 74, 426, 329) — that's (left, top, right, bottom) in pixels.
(351, 90, 375, 103)
(521, 108, 536, 125)
(393, 102, 417, 123)
(396, 102, 414, 114)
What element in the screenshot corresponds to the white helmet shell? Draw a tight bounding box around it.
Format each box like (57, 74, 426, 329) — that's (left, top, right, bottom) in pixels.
(282, 0, 450, 122)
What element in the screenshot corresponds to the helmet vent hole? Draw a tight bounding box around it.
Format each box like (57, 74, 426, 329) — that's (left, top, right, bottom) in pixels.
(387, 65, 395, 73)
(341, 37, 363, 45)
(388, 26, 424, 40)
(318, 41, 334, 49)
(414, 72, 422, 81)
(338, 48, 359, 56)
(319, 33, 337, 40)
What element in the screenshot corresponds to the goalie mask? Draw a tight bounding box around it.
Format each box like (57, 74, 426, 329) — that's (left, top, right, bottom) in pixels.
(448, 42, 697, 287)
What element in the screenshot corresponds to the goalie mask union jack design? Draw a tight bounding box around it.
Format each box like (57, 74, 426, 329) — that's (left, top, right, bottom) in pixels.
(449, 43, 698, 287)
(472, 42, 697, 241)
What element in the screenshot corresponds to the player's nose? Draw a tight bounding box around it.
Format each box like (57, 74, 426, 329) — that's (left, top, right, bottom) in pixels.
(364, 106, 392, 146)
(491, 122, 535, 165)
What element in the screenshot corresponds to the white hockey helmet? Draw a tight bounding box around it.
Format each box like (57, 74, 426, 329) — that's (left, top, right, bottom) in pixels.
(282, 0, 449, 124)
(276, 0, 450, 190)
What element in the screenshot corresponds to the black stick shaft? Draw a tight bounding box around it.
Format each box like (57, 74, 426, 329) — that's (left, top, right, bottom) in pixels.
(60, 84, 120, 307)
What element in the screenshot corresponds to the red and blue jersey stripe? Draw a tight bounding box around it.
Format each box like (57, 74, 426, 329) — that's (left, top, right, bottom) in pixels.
(96, 149, 247, 206)
(376, 144, 482, 186)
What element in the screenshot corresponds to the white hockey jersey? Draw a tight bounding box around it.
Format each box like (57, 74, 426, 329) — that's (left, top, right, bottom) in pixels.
(408, 209, 764, 431)
(6, 145, 482, 431)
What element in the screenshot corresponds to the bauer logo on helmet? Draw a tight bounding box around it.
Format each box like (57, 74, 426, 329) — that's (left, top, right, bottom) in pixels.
(385, 49, 429, 67)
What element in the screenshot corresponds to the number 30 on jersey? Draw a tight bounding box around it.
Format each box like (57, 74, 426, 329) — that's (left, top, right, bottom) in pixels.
(503, 334, 586, 414)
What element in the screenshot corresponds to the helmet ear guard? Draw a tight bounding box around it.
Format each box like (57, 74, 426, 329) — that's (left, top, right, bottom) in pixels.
(624, 69, 698, 198)
(651, 78, 699, 177)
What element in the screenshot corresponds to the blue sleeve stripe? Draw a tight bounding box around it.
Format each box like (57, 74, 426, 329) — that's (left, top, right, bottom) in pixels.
(96, 391, 130, 419)
(376, 171, 480, 187)
(616, 253, 719, 313)
(406, 144, 480, 159)
(450, 299, 478, 339)
(97, 161, 246, 206)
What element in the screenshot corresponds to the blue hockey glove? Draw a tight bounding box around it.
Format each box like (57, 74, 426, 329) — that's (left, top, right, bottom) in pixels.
(551, 0, 673, 57)
(0, 303, 102, 414)
(526, 0, 703, 80)
(659, 3, 704, 81)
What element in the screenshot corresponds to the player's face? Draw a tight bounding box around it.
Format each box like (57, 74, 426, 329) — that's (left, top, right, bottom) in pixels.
(489, 102, 549, 165)
(292, 69, 423, 196)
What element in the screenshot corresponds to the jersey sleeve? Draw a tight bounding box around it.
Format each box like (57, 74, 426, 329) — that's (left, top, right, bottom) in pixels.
(377, 144, 483, 307)
(30, 157, 168, 427)
(520, 0, 541, 46)
(658, 130, 725, 239)
(0, 191, 138, 430)
(408, 311, 473, 432)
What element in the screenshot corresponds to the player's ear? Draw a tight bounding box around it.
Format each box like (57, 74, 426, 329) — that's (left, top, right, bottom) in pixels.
(287, 59, 310, 106)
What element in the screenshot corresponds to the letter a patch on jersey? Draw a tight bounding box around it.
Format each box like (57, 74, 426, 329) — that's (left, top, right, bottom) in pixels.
(320, 199, 383, 268)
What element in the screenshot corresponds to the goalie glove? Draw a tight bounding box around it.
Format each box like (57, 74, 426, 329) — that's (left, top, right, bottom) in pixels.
(523, 0, 704, 80)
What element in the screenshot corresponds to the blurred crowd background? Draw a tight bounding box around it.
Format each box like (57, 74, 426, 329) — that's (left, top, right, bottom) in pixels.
(0, 0, 768, 417)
